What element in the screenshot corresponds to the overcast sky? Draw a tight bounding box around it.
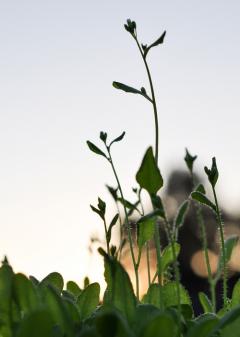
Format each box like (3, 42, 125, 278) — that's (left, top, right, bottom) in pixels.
(0, 0, 240, 285)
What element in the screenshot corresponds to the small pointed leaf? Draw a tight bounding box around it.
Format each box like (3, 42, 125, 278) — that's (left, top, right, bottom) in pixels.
(174, 200, 189, 229)
(198, 292, 213, 313)
(136, 147, 163, 195)
(86, 141, 107, 158)
(109, 132, 126, 147)
(191, 191, 216, 213)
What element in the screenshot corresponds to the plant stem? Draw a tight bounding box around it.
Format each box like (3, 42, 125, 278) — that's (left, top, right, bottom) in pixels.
(212, 187, 227, 307)
(164, 218, 181, 320)
(146, 242, 151, 287)
(103, 218, 110, 255)
(197, 206, 216, 312)
(134, 38, 159, 164)
(107, 148, 140, 299)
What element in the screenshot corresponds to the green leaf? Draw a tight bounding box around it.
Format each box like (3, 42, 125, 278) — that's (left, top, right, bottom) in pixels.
(163, 282, 191, 308)
(161, 243, 181, 272)
(107, 213, 119, 244)
(86, 141, 107, 158)
(40, 285, 74, 336)
(174, 200, 189, 229)
(16, 309, 55, 337)
(231, 280, 240, 308)
(95, 309, 132, 337)
(142, 282, 191, 309)
(212, 306, 240, 337)
(150, 195, 166, 218)
(141, 313, 178, 337)
(113, 82, 152, 102)
(218, 236, 238, 273)
(90, 204, 104, 220)
(184, 148, 197, 174)
(185, 313, 219, 337)
(137, 215, 156, 248)
(144, 31, 167, 58)
(98, 198, 106, 215)
(204, 157, 219, 188)
(191, 191, 216, 213)
(136, 147, 163, 195)
(109, 132, 126, 147)
(40, 272, 64, 293)
(0, 264, 13, 337)
(77, 283, 100, 320)
(13, 273, 39, 317)
(198, 292, 213, 313)
(84, 277, 90, 289)
(195, 183, 206, 194)
(106, 185, 118, 202)
(66, 281, 82, 298)
(103, 255, 136, 324)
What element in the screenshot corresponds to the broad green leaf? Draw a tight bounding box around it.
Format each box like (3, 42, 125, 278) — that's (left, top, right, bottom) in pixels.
(161, 243, 181, 272)
(185, 313, 219, 337)
(67, 281, 82, 298)
(204, 157, 219, 188)
(103, 255, 136, 324)
(40, 285, 74, 336)
(63, 298, 81, 326)
(133, 304, 160, 336)
(109, 132, 126, 147)
(95, 309, 132, 337)
(143, 282, 191, 309)
(141, 313, 178, 337)
(107, 213, 119, 243)
(198, 292, 213, 313)
(77, 283, 100, 320)
(174, 200, 189, 229)
(137, 215, 156, 248)
(86, 141, 107, 158)
(113, 82, 152, 102)
(40, 272, 64, 293)
(191, 191, 216, 213)
(142, 284, 162, 309)
(16, 309, 55, 337)
(184, 148, 197, 174)
(0, 264, 13, 337)
(163, 282, 191, 308)
(212, 306, 240, 337)
(231, 280, 240, 308)
(136, 147, 163, 195)
(13, 273, 39, 317)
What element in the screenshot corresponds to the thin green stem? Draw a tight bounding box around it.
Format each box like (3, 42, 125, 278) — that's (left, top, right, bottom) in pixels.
(146, 242, 151, 287)
(134, 38, 159, 164)
(103, 218, 110, 255)
(197, 206, 216, 312)
(107, 148, 140, 299)
(213, 187, 227, 307)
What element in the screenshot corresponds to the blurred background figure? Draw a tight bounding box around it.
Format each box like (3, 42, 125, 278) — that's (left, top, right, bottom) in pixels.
(120, 170, 240, 314)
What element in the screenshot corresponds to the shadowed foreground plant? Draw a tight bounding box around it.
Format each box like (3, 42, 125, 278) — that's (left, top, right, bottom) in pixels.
(1, 18, 240, 337)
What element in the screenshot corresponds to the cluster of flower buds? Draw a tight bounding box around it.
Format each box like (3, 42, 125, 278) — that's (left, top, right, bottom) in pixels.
(124, 19, 137, 36)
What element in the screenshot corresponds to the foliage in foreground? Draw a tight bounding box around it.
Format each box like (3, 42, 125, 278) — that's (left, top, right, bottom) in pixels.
(2, 19, 240, 337)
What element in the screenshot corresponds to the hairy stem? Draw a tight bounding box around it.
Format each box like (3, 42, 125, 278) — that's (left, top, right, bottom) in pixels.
(134, 37, 159, 164)
(213, 187, 227, 307)
(107, 149, 140, 299)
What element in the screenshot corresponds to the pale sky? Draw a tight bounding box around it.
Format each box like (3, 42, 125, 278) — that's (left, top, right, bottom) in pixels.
(0, 0, 240, 286)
